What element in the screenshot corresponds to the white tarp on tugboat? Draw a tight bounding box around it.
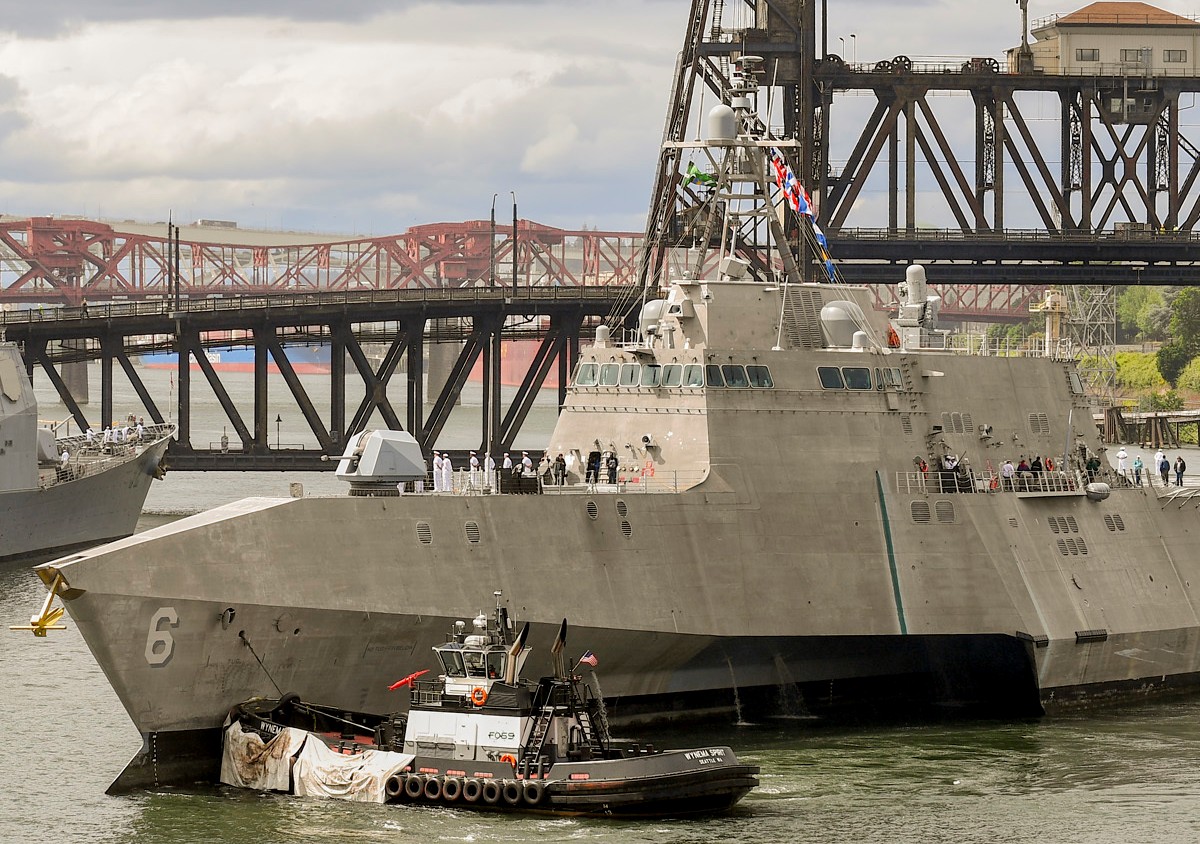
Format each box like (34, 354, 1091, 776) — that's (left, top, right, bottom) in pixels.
(292, 736, 413, 803)
(220, 721, 307, 792)
(220, 720, 414, 803)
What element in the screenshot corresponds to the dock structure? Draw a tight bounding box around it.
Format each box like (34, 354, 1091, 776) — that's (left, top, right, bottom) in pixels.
(1101, 405, 1200, 449)
(0, 287, 632, 470)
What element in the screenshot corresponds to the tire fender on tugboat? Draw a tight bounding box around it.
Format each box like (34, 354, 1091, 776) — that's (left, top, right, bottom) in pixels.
(462, 778, 482, 802)
(384, 773, 404, 800)
(441, 777, 463, 802)
(522, 779, 545, 806)
(404, 774, 426, 799)
(501, 780, 523, 806)
(423, 776, 443, 801)
(482, 779, 502, 804)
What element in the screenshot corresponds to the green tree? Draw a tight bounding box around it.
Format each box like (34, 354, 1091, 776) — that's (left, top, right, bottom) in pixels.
(1117, 286, 1165, 340)
(1157, 340, 1191, 386)
(1169, 286, 1200, 348)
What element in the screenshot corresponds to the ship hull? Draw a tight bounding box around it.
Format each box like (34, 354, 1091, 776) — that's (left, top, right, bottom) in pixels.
(0, 436, 171, 565)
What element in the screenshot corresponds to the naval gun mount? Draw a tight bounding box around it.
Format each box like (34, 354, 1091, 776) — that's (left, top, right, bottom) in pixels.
(335, 429, 427, 496)
(894, 264, 945, 350)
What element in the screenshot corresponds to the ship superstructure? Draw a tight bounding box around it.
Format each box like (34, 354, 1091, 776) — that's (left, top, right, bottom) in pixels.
(25, 57, 1200, 792)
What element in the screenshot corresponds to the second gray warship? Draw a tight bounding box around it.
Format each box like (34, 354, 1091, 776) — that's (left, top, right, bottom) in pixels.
(0, 343, 173, 566)
(27, 59, 1200, 791)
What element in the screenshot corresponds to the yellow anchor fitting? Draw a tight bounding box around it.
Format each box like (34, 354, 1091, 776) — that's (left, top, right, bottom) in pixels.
(9, 573, 68, 637)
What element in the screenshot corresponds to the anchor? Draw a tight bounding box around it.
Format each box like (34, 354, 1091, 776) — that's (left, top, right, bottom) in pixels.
(9, 572, 68, 637)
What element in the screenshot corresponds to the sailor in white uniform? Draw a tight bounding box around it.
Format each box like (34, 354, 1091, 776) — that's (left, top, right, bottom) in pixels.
(469, 451, 480, 489)
(484, 453, 496, 489)
(432, 452, 444, 491)
(441, 452, 454, 492)
(522, 451, 533, 474)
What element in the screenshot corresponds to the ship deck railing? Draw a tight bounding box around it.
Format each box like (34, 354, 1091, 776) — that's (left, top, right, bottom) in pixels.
(38, 423, 173, 490)
(915, 333, 1077, 361)
(895, 468, 1087, 496)
(397, 468, 707, 497)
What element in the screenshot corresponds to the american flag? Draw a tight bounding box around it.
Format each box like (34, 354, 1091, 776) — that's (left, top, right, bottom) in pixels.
(579, 650, 598, 667)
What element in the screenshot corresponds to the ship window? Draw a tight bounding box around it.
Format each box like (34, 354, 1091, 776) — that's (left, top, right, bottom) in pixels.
(1076, 48, 1099, 62)
(463, 651, 487, 678)
(706, 364, 725, 387)
(1165, 50, 1187, 63)
(486, 652, 506, 679)
(662, 364, 683, 387)
(746, 365, 773, 388)
(721, 365, 749, 388)
(619, 363, 640, 387)
(683, 364, 704, 388)
(574, 362, 598, 387)
(843, 367, 872, 390)
(1068, 372, 1084, 395)
(439, 651, 466, 677)
(599, 363, 619, 386)
(640, 364, 662, 387)
(818, 366, 844, 389)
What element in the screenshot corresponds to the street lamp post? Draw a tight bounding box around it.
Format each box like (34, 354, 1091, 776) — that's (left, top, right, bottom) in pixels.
(839, 36, 844, 58)
(511, 191, 518, 287)
(850, 34, 856, 64)
(275, 414, 282, 450)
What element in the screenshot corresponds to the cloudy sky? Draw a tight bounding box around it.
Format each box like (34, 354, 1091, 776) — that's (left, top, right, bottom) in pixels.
(0, 0, 1194, 236)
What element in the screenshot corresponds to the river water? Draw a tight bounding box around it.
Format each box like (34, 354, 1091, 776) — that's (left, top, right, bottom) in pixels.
(4, 365, 1200, 842)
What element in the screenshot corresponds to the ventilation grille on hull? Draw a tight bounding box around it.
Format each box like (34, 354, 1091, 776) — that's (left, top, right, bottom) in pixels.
(781, 287, 825, 349)
(1104, 514, 1126, 532)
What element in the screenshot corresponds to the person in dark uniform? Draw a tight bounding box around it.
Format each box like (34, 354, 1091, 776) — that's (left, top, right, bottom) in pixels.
(606, 453, 618, 484)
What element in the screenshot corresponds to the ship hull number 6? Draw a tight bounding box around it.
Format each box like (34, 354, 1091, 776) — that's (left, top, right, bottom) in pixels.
(146, 607, 179, 666)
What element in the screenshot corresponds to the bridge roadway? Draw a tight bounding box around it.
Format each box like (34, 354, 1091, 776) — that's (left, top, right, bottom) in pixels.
(0, 286, 634, 470)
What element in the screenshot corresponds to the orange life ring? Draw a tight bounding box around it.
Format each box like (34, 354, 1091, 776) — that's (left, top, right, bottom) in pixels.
(644, 459, 655, 478)
(886, 325, 901, 348)
(499, 754, 517, 768)
(470, 687, 488, 706)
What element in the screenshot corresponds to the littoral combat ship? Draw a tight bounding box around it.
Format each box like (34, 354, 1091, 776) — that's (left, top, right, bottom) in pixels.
(28, 59, 1200, 791)
(0, 343, 172, 566)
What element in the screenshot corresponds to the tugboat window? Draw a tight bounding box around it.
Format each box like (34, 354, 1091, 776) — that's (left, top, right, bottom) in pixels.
(599, 363, 620, 387)
(662, 364, 683, 387)
(486, 652, 506, 679)
(574, 362, 598, 387)
(746, 365, 773, 388)
(463, 651, 488, 678)
(721, 365, 749, 388)
(843, 367, 872, 390)
(640, 364, 662, 387)
(706, 364, 725, 387)
(818, 366, 844, 389)
(620, 363, 640, 387)
(439, 651, 466, 677)
(683, 364, 704, 388)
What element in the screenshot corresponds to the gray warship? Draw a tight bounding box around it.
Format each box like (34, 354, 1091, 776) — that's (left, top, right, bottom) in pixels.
(0, 343, 173, 566)
(27, 59, 1200, 791)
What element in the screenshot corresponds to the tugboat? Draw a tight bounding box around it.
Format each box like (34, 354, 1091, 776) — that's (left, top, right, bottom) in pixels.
(223, 595, 759, 816)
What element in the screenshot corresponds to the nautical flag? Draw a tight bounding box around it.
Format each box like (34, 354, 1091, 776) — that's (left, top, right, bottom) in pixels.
(685, 162, 715, 187)
(579, 650, 598, 667)
(769, 147, 809, 216)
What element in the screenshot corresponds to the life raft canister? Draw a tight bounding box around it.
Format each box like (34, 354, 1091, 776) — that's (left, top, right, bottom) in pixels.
(886, 325, 901, 348)
(470, 687, 488, 706)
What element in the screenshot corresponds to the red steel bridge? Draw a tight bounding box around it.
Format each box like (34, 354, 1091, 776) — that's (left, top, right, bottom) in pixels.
(0, 215, 1044, 323)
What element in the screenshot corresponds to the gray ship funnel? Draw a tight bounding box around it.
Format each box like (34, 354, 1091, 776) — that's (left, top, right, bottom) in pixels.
(335, 429, 426, 495)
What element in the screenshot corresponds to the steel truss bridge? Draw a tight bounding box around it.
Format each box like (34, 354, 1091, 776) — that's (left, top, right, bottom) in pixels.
(0, 288, 626, 470)
(641, 0, 1200, 290)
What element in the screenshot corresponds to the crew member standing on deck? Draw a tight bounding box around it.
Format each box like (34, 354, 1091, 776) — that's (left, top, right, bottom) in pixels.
(441, 451, 454, 492)
(1176, 456, 1187, 487)
(1160, 455, 1172, 487)
(503, 452, 512, 472)
(1116, 447, 1129, 483)
(522, 451, 533, 474)
(1133, 454, 1144, 486)
(484, 452, 496, 488)
(469, 451, 480, 488)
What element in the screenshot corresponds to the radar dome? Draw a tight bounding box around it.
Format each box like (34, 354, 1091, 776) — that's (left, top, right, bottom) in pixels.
(820, 300, 870, 348)
(708, 104, 736, 142)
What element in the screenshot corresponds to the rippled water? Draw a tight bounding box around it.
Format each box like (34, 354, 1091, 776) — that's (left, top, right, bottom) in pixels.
(6, 366, 1200, 842)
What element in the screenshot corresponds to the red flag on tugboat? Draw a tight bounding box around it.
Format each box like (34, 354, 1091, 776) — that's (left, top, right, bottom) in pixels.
(579, 650, 598, 667)
(388, 669, 429, 690)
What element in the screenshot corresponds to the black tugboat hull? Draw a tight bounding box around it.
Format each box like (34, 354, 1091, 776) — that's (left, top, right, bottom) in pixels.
(388, 749, 759, 818)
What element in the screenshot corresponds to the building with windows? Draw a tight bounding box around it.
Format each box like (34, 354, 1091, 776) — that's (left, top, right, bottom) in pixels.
(1013, 2, 1200, 76)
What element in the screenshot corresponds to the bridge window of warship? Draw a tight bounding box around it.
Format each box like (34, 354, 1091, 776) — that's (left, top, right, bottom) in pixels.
(640, 364, 662, 387)
(746, 366, 772, 388)
(843, 367, 872, 390)
(619, 364, 640, 387)
(575, 363, 598, 386)
(818, 366, 844, 389)
(706, 365, 724, 387)
(721, 365, 749, 388)
(599, 363, 619, 386)
(662, 365, 682, 387)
